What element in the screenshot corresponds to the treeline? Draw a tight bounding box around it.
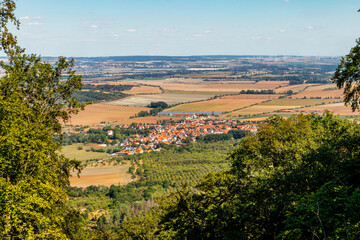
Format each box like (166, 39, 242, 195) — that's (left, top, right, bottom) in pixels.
(196, 130, 249, 143)
(61, 125, 152, 145)
(82, 84, 135, 92)
(73, 90, 128, 103)
(239, 89, 274, 94)
(132, 101, 169, 118)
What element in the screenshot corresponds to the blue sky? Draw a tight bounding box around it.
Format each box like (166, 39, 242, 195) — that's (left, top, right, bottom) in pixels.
(8, 0, 360, 57)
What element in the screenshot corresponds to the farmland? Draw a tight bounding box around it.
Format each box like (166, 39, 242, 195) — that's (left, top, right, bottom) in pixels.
(70, 164, 133, 187)
(106, 92, 217, 106)
(62, 143, 108, 162)
(68, 104, 149, 126)
(62, 56, 356, 190)
(169, 94, 276, 112)
(133, 80, 289, 93)
(122, 85, 162, 95)
(291, 83, 344, 99)
(226, 98, 343, 119)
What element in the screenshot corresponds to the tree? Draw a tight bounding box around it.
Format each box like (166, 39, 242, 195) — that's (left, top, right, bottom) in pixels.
(332, 38, 360, 111)
(0, 1, 86, 238)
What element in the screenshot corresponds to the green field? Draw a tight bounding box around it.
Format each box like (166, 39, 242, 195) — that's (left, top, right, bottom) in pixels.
(61, 143, 108, 162)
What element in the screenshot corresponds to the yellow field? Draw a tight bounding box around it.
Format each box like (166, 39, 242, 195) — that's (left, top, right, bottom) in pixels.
(67, 104, 149, 126)
(157, 81, 288, 93)
(130, 79, 289, 93)
(292, 84, 343, 99)
(123, 85, 162, 94)
(261, 98, 336, 106)
(291, 103, 360, 116)
(229, 105, 293, 116)
(228, 98, 341, 117)
(70, 164, 133, 187)
(169, 95, 276, 112)
(107, 92, 216, 106)
(274, 84, 313, 94)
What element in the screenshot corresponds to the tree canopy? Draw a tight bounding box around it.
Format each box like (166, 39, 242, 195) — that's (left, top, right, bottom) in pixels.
(0, 1, 86, 238)
(332, 38, 360, 111)
(117, 113, 360, 239)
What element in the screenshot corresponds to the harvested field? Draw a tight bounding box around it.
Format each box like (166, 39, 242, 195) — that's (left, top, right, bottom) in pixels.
(229, 105, 294, 116)
(228, 98, 341, 117)
(130, 79, 288, 93)
(274, 84, 313, 94)
(292, 84, 343, 99)
(261, 98, 337, 106)
(106, 92, 216, 106)
(169, 94, 277, 112)
(158, 82, 288, 93)
(123, 85, 162, 95)
(290, 103, 360, 116)
(70, 164, 133, 187)
(68, 104, 149, 126)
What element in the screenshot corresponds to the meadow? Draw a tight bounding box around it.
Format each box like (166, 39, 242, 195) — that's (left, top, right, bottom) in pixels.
(62, 143, 108, 162)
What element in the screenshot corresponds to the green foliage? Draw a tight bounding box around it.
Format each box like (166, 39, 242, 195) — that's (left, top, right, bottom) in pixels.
(141, 113, 360, 239)
(148, 101, 169, 109)
(73, 90, 127, 104)
(0, 1, 85, 238)
(333, 38, 360, 111)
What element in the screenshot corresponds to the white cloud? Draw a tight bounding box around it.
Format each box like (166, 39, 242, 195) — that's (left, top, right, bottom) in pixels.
(127, 29, 137, 32)
(90, 25, 99, 29)
(193, 29, 213, 38)
(301, 26, 321, 31)
(157, 28, 177, 33)
(284, 0, 290, 2)
(279, 29, 286, 33)
(25, 22, 43, 26)
(20, 16, 44, 20)
(112, 33, 120, 37)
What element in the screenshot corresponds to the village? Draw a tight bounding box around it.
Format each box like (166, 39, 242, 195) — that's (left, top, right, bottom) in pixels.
(105, 115, 259, 157)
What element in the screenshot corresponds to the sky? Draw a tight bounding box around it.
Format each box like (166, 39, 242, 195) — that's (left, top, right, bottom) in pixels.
(7, 0, 360, 57)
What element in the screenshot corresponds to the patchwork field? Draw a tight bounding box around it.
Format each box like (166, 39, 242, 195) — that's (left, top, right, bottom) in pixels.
(156, 81, 288, 93)
(70, 164, 133, 187)
(129, 79, 289, 93)
(169, 94, 277, 112)
(106, 92, 216, 106)
(227, 98, 341, 117)
(68, 104, 149, 126)
(292, 84, 343, 99)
